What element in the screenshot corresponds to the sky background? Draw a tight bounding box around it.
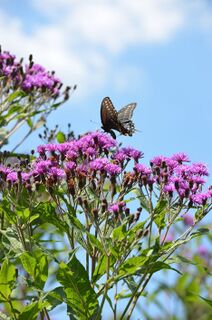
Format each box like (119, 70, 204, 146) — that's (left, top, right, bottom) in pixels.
(0, 0, 211, 318)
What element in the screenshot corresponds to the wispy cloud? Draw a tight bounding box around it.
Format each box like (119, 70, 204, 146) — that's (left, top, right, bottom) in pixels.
(0, 0, 212, 96)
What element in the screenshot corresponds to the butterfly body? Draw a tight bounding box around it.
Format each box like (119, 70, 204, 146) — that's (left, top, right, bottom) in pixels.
(101, 97, 136, 139)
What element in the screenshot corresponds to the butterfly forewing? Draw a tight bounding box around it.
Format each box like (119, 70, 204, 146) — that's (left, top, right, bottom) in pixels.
(101, 97, 119, 132)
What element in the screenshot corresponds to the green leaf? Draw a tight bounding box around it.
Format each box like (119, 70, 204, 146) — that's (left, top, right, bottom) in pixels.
(86, 233, 104, 253)
(127, 221, 146, 241)
(27, 118, 33, 128)
(118, 256, 148, 277)
(118, 258, 181, 279)
(0, 228, 24, 254)
(0, 259, 16, 301)
(147, 261, 181, 275)
(174, 254, 197, 265)
(33, 202, 69, 233)
(20, 252, 36, 278)
(111, 223, 127, 242)
(200, 296, 212, 308)
(133, 188, 151, 212)
(35, 254, 48, 289)
(56, 131, 66, 143)
(6, 90, 26, 102)
(153, 199, 168, 230)
(46, 286, 66, 310)
(93, 254, 116, 283)
(57, 256, 99, 320)
(68, 214, 86, 232)
(191, 228, 209, 237)
(18, 301, 46, 320)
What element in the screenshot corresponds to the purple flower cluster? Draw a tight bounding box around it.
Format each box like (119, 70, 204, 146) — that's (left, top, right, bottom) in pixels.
(0, 49, 62, 97)
(113, 147, 143, 163)
(148, 153, 211, 205)
(0, 133, 211, 209)
(22, 64, 62, 96)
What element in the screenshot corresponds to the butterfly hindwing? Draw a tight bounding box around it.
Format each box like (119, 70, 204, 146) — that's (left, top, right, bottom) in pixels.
(117, 103, 136, 136)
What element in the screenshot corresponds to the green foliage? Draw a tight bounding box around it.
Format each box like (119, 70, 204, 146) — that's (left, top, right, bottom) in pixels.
(57, 257, 99, 319)
(0, 259, 16, 302)
(0, 48, 211, 320)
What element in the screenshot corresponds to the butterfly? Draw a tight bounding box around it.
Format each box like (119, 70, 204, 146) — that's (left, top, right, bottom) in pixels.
(101, 97, 137, 139)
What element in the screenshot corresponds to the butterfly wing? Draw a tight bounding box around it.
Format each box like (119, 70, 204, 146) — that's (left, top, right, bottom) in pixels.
(118, 103, 137, 136)
(101, 97, 119, 132)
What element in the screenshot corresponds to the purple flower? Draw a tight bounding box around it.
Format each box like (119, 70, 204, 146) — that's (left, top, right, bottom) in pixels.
(150, 155, 166, 167)
(76, 164, 88, 174)
(33, 160, 55, 174)
(188, 163, 209, 176)
(57, 142, 74, 154)
(108, 201, 126, 213)
(171, 152, 190, 163)
(90, 158, 109, 171)
(114, 147, 143, 162)
(48, 167, 65, 179)
(0, 165, 12, 176)
(65, 161, 77, 171)
(163, 183, 175, 193)
(22, 63, 62, 94)
(66, 149, 78, 160)
(37, 145, 46, 154)
(21, 172, 32, 182)
(85, 147, 96, 157)
(134, 164, 151, 175)
(43, 143, 59, 153)
(197, 245, 208, 258)
(182, 213, 194, 226)
(77, 132, 116, 152)
(105, 163, 121, 175)
(6, 172, 18, 183)
(190, 192, 211, 205)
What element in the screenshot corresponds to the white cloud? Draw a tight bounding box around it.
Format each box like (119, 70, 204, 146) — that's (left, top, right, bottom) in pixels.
(1, 0, 212, 96)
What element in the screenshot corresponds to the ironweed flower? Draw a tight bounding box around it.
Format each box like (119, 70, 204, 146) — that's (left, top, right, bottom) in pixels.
(171, 152, 190, 163)
(114, 147, 143, 163)
(190, 192, 211, 205)
(183, 213, 194, 226)
(0, 132, 211, 210)
(0, 49, 63, 97)
(108, 201, 126, 213)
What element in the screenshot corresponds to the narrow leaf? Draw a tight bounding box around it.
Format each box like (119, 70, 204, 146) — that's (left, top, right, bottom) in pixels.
(57, 256, 99, 320)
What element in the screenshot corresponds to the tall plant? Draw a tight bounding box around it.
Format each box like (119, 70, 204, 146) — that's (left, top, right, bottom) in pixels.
(0, 48, 211, 320)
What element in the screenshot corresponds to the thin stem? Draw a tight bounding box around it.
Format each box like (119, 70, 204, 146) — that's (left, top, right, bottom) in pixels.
(120, 272, 147, 320)
(95, 254, 110, 320)
(12, 128, 33, 152)
(126, 273, 152, 320)
(0, 119, 25, 147)
(43, 307, 51, 320)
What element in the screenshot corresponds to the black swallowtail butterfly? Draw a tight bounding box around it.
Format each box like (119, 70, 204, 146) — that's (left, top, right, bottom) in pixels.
(101, 97, 137, 139)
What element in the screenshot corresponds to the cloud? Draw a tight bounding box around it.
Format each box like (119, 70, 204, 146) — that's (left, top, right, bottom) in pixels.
(1, 0, 212, 96)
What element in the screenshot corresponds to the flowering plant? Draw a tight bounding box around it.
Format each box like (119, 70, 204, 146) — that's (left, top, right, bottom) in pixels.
(0, 47, 74, 150)
(0, 48, 211, 320)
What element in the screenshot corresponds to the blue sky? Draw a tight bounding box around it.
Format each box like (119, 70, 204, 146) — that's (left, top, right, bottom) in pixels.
(0, 1, 212, 318)
(1, 0, 212, 183)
